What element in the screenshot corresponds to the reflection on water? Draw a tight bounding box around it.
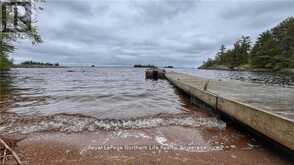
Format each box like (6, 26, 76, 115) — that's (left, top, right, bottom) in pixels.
(0, 71, 15, 113)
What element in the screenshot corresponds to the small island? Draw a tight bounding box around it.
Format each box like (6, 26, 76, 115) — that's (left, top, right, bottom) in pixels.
(133, 64, 158, 68)
(164, 66, 174, 69)
(199, 17, 294, 73)
(14, 61, 62, 68)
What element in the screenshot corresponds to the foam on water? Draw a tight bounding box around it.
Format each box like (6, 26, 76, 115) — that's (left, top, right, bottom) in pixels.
(0, 112, 226, 135)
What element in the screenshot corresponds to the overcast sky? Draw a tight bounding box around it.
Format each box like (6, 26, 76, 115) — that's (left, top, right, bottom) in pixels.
(12, 0, 294, 67)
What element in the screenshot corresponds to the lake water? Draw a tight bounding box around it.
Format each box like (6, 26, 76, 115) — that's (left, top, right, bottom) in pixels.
(0, 67, 293, 134)
(0, 68, 227, 134)
(0, 68, 292, 164)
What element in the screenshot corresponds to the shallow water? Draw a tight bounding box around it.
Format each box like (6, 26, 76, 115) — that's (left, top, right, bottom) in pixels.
(2, 68, 183, 118)
(1, 68, 222, 134)
(0, 67, 293, 135)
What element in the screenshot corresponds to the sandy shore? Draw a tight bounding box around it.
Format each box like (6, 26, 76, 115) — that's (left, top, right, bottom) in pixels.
(11, 126, 292, 165)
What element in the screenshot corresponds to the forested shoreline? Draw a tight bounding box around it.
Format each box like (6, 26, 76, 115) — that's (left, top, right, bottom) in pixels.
(200, 17, 294, 72)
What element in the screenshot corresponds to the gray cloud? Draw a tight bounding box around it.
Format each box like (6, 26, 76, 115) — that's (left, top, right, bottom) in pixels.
(131, 0, 197, 24)
(12, 0, 294, 67)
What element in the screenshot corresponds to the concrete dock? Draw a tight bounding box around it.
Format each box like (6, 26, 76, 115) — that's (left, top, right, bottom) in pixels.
(165, 72, 294, 151)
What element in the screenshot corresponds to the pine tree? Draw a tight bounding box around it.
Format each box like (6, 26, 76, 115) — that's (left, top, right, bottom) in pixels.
(272, 17, 294, 68)
(200, 17, 294, 71)
(0, 1, 43, 71)
(251, 31, 279, 69)
(251, 17, 294, 70)
(215, 44, 226, 64)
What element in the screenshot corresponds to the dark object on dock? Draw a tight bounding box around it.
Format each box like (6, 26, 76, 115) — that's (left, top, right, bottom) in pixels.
(145, 69, 166, 80)
(203, 80, 210, 91)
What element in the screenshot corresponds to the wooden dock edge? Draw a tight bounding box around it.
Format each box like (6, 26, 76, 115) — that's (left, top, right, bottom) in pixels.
(165, 72, 294, 151)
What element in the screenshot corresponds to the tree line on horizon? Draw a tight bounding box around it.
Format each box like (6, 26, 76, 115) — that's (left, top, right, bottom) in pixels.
(20, 61, 60, 67)
(200, 17, 294, 71)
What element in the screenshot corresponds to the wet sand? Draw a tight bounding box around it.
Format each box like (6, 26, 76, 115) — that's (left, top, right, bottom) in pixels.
(14, 125, 292, 165)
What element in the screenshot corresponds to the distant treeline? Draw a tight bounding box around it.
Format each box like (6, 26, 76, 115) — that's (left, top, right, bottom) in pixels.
(164, 66, 174, 68)
(133, 64, 158, 68)
(200, 17, 294, 71)
(18, 61, 60, 67)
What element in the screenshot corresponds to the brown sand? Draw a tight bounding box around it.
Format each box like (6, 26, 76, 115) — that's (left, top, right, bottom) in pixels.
(14, 126, 292, 165)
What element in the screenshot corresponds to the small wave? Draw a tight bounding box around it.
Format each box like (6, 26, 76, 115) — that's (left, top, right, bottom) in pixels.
(0, 113, 226, 134)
